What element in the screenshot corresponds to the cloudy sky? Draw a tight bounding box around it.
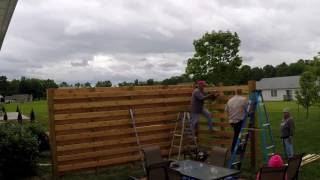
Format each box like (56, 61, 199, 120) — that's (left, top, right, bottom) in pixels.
(1, 0, 320, 84)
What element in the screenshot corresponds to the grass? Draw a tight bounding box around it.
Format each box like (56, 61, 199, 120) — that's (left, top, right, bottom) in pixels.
(2, 100, 320, 179)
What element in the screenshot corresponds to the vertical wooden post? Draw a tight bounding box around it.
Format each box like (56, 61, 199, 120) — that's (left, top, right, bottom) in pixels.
(248, 80, 258, 169)
(48, 89, 59, 179)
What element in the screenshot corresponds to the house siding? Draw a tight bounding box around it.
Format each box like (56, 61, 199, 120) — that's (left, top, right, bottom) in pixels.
(261, 88, 299, 101)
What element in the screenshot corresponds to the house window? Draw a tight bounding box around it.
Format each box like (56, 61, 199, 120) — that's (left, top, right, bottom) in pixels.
(271, 89, 277, 97)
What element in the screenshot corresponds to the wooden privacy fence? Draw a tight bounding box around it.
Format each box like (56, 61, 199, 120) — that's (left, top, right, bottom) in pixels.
(48, 82, 257, 177)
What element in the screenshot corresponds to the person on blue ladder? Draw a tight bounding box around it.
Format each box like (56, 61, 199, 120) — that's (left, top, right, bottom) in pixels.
(190, 80, 219, 136)
(225, 89, 248, 154)
(280, 107, 295, 159)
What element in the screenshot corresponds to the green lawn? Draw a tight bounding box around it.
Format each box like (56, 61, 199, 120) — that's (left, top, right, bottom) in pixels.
(2, 101, 320, 179)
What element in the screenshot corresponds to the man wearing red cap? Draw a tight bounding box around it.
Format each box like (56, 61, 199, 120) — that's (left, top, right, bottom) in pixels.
(190, 80, 218, 133)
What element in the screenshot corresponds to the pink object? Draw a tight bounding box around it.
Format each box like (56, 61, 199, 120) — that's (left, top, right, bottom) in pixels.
(256, 154, 287, 180)
(268, 154, 284, 167)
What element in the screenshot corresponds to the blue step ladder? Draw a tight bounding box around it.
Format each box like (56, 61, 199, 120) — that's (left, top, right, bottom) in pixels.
(228, 90, 275, 169)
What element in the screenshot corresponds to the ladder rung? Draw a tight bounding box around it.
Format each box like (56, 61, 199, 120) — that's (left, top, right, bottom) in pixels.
(173, 134, 182, 137)
(263, 123, 270, 127)
(241, 132, 249, 136)
(242, 128, 261, 131)
(266, 145, 275, 150)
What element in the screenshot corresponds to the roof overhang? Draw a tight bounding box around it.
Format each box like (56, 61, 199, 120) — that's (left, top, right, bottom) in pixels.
(0, 0, 18, 50)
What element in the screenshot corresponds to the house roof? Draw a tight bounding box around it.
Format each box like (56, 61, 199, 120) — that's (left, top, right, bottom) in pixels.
(0, 0, 18, 50)
(256, 76, 300, 90)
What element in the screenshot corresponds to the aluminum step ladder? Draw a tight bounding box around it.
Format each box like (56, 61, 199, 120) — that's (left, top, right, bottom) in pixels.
(169, 111, 198, 160)
(129, 109, 146, 173)
(228, 90, 275, 169)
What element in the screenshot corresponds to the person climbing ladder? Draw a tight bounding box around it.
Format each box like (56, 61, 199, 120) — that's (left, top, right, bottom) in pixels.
(190, 80, 219, 134)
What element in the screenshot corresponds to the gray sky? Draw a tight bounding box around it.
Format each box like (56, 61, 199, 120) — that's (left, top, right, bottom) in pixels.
(1, 0, 319, 84)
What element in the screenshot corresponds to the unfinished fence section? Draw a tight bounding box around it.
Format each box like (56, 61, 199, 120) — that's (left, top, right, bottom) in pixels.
(48, 82, 257, 177)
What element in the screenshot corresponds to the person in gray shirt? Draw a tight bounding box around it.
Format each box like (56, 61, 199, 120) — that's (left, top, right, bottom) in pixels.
(190, 80, 219, 133)
(280, 107, 295, 158)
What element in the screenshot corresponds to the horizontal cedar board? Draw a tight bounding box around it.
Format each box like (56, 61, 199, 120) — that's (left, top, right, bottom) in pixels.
(58, 148, 175, 173)
(58, 155, 141, 173)
(54, 88, 193, 100)
(199, 121, 230, 127)
(198, 137, 232, 145)
(54, 105, 188, 121)
(54, 102, 189, 114)
(56, 132, 171, 152)
(53, 97, 190, 111)
(57, 141, 172, 162)
(212, 112, 226, 119)
(198, 130, 233, 138)
(55, 114, 177, 131)
(53, 85, 194, 96)
(57, 137, 173, 157)
(56, 124, 174, 142)
(208, 104, 226, 111)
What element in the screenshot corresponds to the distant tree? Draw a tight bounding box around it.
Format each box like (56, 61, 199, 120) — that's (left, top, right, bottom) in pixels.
(186, 30, 242, 85)
(84, 82, 91, 88)
(262, 65, 276, 78)
(16, 106, 20, 112)
(146, 79, 154, 85)
(95, 80, 112, 87)
(162, 74, 192, 85)
(118, 81, 134, 87)
(296, 71, 317, 119)
(17, 111, 22, 124)
(30, 108, 35, 122)
(134, 79, 139, 86)
(74, 82, 81, 88)
(0, 75, 9, 96)
(250, 67, 264, 81)
(59, 81, 71, 87)
(237, 65, 251, 84)
(288, 60, 306, 76)
(275, 62, 290, 76)
(3, 111, 7, 121)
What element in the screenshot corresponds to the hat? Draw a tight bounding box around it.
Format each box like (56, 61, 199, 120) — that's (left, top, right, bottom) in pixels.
(197, 80, 206, 85)
(268, 154, 284, 167)
(283, 107, 290, 113)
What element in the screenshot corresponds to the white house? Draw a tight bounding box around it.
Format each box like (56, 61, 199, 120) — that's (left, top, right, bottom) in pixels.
(256, 76, 300, 101)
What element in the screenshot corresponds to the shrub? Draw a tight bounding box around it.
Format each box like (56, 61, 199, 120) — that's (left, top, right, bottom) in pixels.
(27, 124, 50, 152)
(0, 123, 39, 178)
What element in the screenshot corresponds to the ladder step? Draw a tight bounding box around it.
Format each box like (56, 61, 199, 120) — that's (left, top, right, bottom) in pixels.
(266, 145, 275, 150)
(173, 134, 182, 137)
(263, 123, 270, 127)
(242, 128, 261, 131)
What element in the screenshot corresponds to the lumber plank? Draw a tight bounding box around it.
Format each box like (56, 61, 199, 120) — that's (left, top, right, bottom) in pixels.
(56, 133, 171, 152)
(54, 105, 189, 121)
(54, 88, 192, 100)
(56, 124, 175, 142)
(53, 97, 190, 111)
(55, 114, 177, 131)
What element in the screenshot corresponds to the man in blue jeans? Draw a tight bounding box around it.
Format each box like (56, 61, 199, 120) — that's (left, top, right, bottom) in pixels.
(280, 108, 295, 158)
(190, 80, 219, 134)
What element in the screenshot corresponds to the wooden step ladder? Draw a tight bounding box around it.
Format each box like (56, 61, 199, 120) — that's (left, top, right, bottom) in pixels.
(168, 111, 198, 160)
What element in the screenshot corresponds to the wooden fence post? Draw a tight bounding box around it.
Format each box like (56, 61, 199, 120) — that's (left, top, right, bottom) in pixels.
(48, 89, 58, 179)
(248, 80, 258, 169)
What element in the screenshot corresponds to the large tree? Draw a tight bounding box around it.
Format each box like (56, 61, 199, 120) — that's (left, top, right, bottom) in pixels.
(186, 30, 242, 85)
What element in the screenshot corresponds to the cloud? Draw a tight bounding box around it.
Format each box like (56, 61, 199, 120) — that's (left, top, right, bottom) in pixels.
(0, 0, 319, 84)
